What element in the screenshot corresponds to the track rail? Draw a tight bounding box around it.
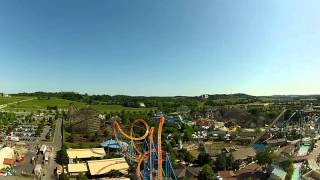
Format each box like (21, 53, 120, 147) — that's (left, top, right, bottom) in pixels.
(113, 117, 167, 180)
(250, 109, 287, 146)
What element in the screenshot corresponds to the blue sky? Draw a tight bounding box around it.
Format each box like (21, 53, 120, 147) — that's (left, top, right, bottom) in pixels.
(0, 0, 319, 96)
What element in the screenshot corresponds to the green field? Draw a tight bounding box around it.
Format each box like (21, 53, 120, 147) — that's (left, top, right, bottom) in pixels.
(0, 96, 31, 105)
(4, 96, 156, 113)
(4, 97, 85, 111)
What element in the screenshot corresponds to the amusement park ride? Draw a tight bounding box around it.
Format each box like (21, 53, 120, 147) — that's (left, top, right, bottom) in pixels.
(113, 116, 177, 180)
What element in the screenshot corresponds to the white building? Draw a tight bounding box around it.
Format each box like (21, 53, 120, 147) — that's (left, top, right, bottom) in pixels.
(0, 147, 15, 169)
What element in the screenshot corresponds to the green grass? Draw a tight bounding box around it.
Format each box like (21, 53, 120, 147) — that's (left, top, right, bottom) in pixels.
(0, 96, 31, 105)
(4, 97, 85, 111)
(4, 97, 156, 113)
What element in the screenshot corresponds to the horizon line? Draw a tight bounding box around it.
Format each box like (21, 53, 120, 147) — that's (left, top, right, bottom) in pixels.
(3, 91, 320, 97)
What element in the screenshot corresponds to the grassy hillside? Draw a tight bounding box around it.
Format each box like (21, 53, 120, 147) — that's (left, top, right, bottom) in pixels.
(4, 97, 85, 111)
(4, 97, 156, 113)
(0, 96, 31, 105)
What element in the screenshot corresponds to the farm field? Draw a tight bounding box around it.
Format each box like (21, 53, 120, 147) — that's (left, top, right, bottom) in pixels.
(0, 96, 32, 105)
(4, 97, 85, 111)
(4, 97, 156, 113)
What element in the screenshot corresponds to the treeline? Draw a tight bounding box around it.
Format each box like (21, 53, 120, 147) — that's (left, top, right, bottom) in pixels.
(14, 92, 263, 113)
(0, 112, 16, 127)
(15, 92, 202, 112)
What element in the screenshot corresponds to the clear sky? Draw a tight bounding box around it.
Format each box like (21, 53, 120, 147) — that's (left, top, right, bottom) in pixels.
(0, 0, 319, 96)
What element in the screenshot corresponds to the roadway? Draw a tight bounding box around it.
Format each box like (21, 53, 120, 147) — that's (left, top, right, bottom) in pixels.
(307, 141, 320, 171)
(44, 117, 63, 180)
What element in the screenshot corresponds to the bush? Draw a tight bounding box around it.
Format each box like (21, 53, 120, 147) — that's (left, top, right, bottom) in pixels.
(199, 164, 216, 180)
(106, 169, 123, 178)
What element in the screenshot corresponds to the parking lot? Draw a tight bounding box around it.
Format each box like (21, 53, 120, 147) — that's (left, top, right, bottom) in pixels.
(9, 124, 52, 143)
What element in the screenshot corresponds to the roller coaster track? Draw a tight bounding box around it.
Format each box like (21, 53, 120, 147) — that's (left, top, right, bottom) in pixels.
(250, 109, 287, 146)
(113, 119, 150, 162)
(113, 119, 150, 141)
(157, 117, 164, 180)
(262, 111, 298, 143)
(113, 117, 167, 180)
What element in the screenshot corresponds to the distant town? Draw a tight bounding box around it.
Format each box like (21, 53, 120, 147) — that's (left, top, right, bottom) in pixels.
(1, 92, 320, 179)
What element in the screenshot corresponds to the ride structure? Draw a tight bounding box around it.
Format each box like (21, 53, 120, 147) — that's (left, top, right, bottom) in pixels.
(113, 117, 177, 180)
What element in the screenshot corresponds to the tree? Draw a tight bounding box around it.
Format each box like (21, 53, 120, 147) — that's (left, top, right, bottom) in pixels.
(184, 151, 194, 163)
(197, 152, 211, 166)
(280, 158, 294, 180)
(164, 143, 178, 164)
(183, 129, 193, 142)
(215, 153, 227, 170)
(66, 133, 74, 143)
(255, 128, 262, 134)
(59, 144, 69, 165)
(77, 172, 88, 180)
(90, 132, 99, 142)
(60, 173, 69, 180)
(173, 132, 182, 144)
(103, 129, 109, 137)
(224, 121, 235, 129)
(286, 162, 294, 180)
(183, 126, 194, 142)
(255, 147, 274, 167)
(106, 169, 123, 178)
(198, 164, 216, 180)
(178, 148, 194, 163)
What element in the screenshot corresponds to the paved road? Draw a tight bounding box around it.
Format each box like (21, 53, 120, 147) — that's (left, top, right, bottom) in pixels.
(44, 118, 63, 180)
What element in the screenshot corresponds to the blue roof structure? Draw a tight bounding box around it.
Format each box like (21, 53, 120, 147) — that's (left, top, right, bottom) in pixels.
(251, 144, 266, 151)
(101, 139, 128, 149)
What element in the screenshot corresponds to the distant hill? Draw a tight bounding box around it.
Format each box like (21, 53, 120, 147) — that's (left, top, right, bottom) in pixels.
(207, 93, 255, 100)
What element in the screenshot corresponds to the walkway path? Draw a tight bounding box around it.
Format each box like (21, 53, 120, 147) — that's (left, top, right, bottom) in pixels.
(307, 142, 320, 171)
(44, 118, 63, 180)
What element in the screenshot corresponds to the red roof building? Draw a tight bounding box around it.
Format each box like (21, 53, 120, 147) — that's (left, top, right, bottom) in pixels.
(3, 158, 14, 165)
(218, 171, 236, 180)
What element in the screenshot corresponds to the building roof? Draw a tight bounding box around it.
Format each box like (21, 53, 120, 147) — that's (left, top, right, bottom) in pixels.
(87, 158, 129, 176)
(282, 145, 295, 154)
(186, 167, 202, 177)
(251, 144, 266, 151)
(271, 166, 287, 179)
(68, 163, 88, 173)
(0, 147, 14, 169)
(232, 147, 256, 160)
(174, 168, 186, 178)
(3, 158, 14, 165)
(302, 170, 320, 180)
(218, 171, 236, 180)
(174, 164, 201, 178)
(67, 148, 106, 159)
(100, 139, 128, 149)
(266, 138, 287, 145)
(235, 163, 262, 176)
